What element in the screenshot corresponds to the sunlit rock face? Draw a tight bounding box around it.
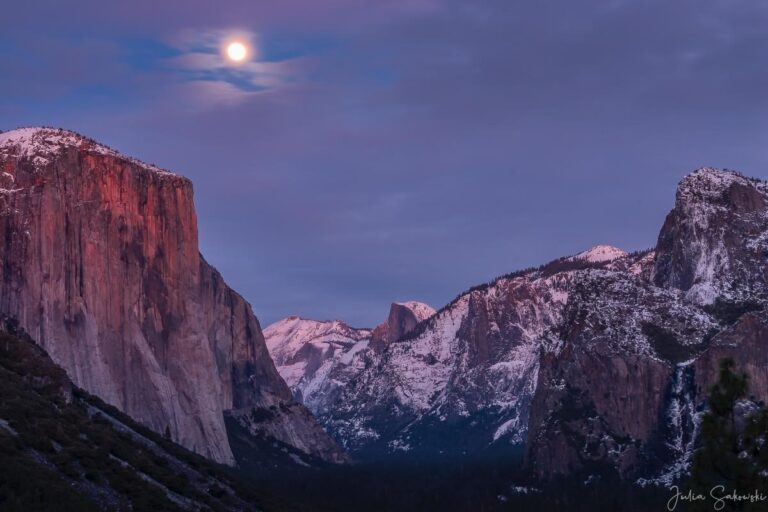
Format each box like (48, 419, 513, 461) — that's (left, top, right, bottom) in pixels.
(370, 301, 436, 352)
(0, 127, 344, 465)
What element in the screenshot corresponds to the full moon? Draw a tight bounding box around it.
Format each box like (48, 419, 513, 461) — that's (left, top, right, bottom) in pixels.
(226, 42, 247, 62)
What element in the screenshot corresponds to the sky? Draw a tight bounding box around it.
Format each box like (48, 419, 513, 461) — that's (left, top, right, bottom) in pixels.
(1, 1, 767, 326)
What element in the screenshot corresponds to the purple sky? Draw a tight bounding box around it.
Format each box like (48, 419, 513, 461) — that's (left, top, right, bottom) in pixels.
(2, 1, 767, 326)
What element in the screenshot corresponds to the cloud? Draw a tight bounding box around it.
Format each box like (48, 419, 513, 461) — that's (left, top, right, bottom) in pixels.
(162, 29, 309, 105)
(177, 80, 260, 109)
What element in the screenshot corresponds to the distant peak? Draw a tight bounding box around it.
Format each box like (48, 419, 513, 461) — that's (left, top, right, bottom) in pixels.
(571, 245, 627, 263)
(393, 301, 436, 322)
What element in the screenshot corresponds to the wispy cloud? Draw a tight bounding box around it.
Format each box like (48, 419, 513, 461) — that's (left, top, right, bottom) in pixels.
(163, 29, 305, 105)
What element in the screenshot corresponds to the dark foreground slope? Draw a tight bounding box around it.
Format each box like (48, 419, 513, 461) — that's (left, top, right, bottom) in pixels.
(0, 318, 312, 512)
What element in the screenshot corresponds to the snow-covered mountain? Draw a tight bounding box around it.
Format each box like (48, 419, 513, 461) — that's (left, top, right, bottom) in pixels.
(265, 302, 434, 414)
(265, 317, 372, 399)
(321, 247, 631, 459)
(266, 252, 630, 459)
(268, 168, 768, 483)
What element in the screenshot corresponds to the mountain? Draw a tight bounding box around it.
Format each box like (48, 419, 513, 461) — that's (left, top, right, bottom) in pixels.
(0, 127, 344, 466)
(267, 168, 768, 485)
(527, 168, 768, 481)
(265, 302, 435, 432)
(265, 316, 372, 397)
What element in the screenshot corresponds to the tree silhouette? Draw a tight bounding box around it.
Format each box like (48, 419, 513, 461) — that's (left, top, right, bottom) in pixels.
(689, 358, 768, 511)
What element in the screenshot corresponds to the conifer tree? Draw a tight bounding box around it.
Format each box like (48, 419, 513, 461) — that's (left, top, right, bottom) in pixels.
(688, 358, 768, 511)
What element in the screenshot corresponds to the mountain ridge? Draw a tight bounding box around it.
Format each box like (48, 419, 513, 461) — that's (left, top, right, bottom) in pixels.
(266, 168, 768, 484)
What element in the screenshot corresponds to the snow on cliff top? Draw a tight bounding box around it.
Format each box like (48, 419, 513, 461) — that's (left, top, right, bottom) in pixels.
(677, 167, 767, 201)
(570, 245, 627, 263)
(0, 127, 177, 176)
(395, 301, 436, 322)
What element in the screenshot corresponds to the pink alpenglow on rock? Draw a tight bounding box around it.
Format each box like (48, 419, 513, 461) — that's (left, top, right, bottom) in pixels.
(0, 127, 344, 465)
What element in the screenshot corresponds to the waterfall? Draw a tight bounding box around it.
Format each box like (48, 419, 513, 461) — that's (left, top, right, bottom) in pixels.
(637, 360, 700, 487)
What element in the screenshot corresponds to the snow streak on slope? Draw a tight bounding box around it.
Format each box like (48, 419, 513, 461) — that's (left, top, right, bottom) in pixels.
(264, 317, 370, 389)
(321, 267, 580, 455)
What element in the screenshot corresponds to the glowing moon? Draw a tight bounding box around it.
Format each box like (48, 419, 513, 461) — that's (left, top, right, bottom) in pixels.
(226, 42, 248, 62)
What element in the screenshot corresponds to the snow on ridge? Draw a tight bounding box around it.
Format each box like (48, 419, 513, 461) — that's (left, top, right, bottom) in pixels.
(265, 316, 370, 353)
(570, 245, 627, 263)
(677, 167, 767, 202)
(0, 127, 177, 176)
(265, 316, 373, 391)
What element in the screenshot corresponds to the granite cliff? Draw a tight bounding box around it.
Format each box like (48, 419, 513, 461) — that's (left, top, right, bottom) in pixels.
(0, 127, 343, 465)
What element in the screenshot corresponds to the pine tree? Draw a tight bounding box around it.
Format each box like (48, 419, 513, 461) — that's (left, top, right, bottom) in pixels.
(688, 358, 768, 511)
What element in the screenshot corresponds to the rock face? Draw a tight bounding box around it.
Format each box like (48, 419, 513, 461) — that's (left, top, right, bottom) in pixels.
(0, 127, 343, 465)
(653, 168, 768, 305)
(268, 167, 768, 482)
(526, 261, 717, 479)
(370, 301, 436, 352)
(527, 169, 768, 481)
(0, 318, 260, 511)
(694, 311, 768, 405)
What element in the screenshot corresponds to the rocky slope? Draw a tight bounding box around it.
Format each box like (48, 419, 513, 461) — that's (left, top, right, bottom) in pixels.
(0, 127, 343, 466)
(269, 168, 768, 484)
(0, 318, 260, 512)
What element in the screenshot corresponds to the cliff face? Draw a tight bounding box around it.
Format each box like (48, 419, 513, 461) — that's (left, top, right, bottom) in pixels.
(0, 319, 259, 511)
(526, 263, 716, 478)
(653, 168, 768, 305)
(0, 127, 343, 465)
(370, 301, 435, 352)
(527, 169, 768, 481)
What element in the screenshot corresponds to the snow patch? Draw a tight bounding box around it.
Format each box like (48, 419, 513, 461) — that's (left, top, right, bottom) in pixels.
(0, 127, 176, 176)
(570, 245, 627, 263)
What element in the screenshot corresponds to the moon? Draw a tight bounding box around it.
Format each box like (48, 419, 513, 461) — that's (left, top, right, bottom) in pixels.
(226, 41, 248, 62)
